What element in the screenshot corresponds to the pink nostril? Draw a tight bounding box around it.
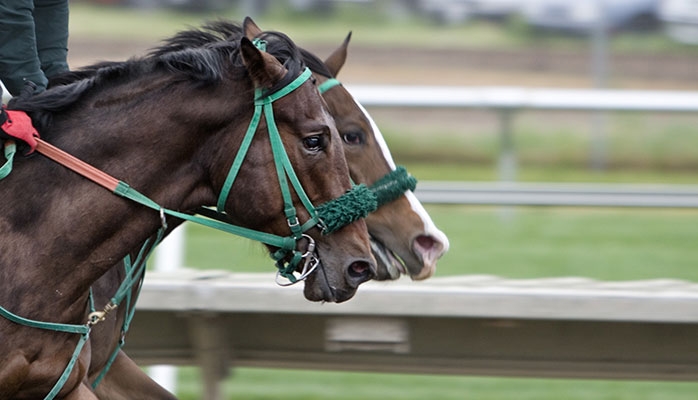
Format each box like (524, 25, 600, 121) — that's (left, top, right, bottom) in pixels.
(415, 235, 436, 252)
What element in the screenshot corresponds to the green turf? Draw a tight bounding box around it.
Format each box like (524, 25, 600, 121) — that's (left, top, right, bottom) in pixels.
(171, 367, 698, 400)
(180, 205, 698, 282)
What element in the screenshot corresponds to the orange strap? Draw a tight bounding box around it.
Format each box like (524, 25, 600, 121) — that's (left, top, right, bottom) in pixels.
(35, 138, 120, 191)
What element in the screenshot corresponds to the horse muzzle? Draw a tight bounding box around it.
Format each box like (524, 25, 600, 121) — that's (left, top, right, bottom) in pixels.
(302, 259, 375, 303)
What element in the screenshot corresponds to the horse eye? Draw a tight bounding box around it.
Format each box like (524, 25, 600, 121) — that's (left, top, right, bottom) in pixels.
(303, 135, 324, 151)
(342, 132, 363, 145)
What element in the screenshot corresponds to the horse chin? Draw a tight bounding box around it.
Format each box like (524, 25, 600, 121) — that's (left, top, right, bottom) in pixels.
(371, 237, 406, 281)
(302, 265, 357, 303)
(370, 235, 440, 281)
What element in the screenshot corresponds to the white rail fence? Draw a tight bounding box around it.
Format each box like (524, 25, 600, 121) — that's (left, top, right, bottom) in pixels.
(138, 86, 697, 398)
(349, 85, 698, 181)
(349, 85, 698, 112)
(415, 181, 698, 208)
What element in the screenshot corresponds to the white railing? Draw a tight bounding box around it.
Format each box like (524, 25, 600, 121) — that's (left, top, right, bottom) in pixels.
(347, 85, 698, 112)
(347, 85, 698, 180)
(415, 181, 698, 208)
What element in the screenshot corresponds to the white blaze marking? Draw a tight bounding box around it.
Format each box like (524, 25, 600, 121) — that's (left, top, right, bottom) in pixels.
(354, 99, 450, 253)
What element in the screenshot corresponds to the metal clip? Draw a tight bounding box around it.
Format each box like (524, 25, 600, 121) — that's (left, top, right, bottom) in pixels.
(159, 207, 168, 230)
(299, 234, 316, 257)
(87, 311, 106, 327)
(316, 218, 328, 235)
(87, 302, 118, 327)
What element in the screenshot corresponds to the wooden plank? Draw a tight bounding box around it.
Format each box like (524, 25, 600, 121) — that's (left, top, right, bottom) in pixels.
(125, 272, 698, 381)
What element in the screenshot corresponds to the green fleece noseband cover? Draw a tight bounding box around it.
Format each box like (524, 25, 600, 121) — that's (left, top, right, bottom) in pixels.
(369, 166, 417, 207)
(315, 166, 417, 234)
(316, 184, 377, 234)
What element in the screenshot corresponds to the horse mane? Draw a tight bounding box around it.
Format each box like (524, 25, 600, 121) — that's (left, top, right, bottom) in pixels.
(9, 20, 306, 133)
(148, 20, 245, 58)
(299, 48, 333, 79)
(148, 20, 313, 94)
(149, 20, 333, 86)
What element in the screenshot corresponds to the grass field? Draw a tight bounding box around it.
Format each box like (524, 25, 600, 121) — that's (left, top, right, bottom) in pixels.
(182, 205, 698, 281)
(65, 3, 698, 398)
(171, 367, 698, 400)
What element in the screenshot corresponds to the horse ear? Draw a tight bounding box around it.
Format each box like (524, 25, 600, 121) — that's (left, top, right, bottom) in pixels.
(324, 32, 352, 77)
(240, 37, 286, 88)
(243, 16, 264, 40)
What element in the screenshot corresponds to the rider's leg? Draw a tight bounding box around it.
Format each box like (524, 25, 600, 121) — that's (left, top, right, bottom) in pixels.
(33, 0, 69, 80)
(0, 0, 48, 95)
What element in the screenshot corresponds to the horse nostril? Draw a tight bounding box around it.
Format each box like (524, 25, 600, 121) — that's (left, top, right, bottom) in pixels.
(415, 234, 436, 252)
(347, 260, 372, 280)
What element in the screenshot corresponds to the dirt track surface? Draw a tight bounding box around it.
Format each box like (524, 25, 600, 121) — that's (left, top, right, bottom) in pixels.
(68, 37, 698, 90)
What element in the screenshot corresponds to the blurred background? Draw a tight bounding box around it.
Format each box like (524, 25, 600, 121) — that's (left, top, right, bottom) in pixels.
(67, 1, 697, 399)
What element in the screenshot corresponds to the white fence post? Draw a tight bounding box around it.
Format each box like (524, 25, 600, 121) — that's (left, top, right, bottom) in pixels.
(148, 224, 186, 394)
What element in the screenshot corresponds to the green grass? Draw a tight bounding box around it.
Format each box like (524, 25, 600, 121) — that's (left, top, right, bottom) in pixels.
(171, 367, 698, 400)
(180, 205, 698, 282)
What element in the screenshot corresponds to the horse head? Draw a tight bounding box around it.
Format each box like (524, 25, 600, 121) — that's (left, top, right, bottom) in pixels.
(242, 19, 449, 282)
(320, 38, 449, 280)
(206, 32, 376, 302)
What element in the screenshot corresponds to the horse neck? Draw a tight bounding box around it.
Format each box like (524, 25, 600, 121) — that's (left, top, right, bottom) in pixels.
(0, 78, 248, 317)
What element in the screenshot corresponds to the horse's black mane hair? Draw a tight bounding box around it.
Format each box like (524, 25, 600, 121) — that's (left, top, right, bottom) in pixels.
(148, 20, 333, 79)
(9, 20, 307, 132)
(300, 48, 333, 79)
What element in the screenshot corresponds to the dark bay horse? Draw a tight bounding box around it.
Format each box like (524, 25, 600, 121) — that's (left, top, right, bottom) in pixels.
(0, 27, 375, 399)
(78, 20, 449, 400)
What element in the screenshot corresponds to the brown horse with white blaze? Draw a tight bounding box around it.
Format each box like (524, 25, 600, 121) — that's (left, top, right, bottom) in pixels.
(0, 27, 374, 399)
(312, 32, 449, 281)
